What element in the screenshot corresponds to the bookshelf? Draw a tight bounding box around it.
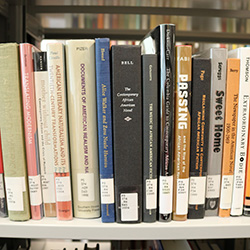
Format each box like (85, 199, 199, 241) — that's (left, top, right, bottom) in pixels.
(1, 0, 250, 242)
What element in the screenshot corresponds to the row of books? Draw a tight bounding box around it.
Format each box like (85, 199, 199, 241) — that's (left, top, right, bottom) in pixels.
(0, 23, 250, 223)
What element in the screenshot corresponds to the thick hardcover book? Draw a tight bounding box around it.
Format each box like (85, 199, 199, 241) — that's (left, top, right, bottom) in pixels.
(0, 43, 30, 221)
(47, 43, 73, 220)
(66, 39, 100, 218)
(142, 54, 158, 222)
(173, 45, 192, 221)
(111, 45, 142, 223)
(33, 51, 57, 217)
(141, 24, 175, 222)
(95, 38, 115, 222)
(229, 48, 250, 216)
(219, 58, 240, 217)
(188, 58, 211, 219)
(20, 43, 43, 220)
(202, 48, 227, 216)
(0, 132, 7, 217)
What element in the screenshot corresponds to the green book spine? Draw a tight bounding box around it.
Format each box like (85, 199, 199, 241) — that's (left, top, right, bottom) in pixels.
(0, 43, 30, 221)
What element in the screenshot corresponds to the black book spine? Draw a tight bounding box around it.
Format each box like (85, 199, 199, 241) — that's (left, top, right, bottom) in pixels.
(142, 54, 158, 222)
(188, 58, 211, 219)
(111, 45, 142, 223)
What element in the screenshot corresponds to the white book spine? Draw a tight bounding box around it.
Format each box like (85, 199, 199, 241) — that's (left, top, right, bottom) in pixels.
(229, 48, 250, 216)
(66, 40, 100, 218)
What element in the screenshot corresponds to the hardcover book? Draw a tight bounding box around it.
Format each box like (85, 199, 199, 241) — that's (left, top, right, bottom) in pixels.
(20, 43, 43, 220)
(229, 47, 250, 216)
(95, 38, 115, 222)
(142, 54, 158, 222)
(47, 42, 73, 220)
(219, 58, 240, 217)
(111, 45, 142, 223)
(0, 43, 30, 221)
(173, 45, 192, 221)
(66, 39, 100, 218)
(33, 51, 57, 217)
(188, 57, 211, 219)
(141, 24, 175, 222)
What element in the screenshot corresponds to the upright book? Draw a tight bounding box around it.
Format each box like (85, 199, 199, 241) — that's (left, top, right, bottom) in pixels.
(66, 39, 100, 218)
(188, 57, 211, 219)
(0, 43, 30, 221)
(47, 43, 73, 220)
(20, 43, 43, 220)
(95, 38, 115, 222)
(112, 45, 142, 223)
(142, 54, 158, 222)
(141, 24, 175, 222)
(173, 45, 192, 221)
(219, 58, 240, 217)
(229, 47, 250, 216)
(204, 48, 227, 216)
(33, 51, 57, 217)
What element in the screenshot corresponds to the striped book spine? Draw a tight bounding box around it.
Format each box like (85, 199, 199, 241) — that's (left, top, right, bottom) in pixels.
(20, 43, 43, 220)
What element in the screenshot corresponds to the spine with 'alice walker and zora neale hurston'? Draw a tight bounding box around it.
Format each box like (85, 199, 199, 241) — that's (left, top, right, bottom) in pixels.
(0, 132, 7, 217)
(33, 51, 57, 217)
(0, 43, 30, 221)
(142, 54, 158, 222)
(95, 38, 115, 222)
(47, 43, 73, 220)
(20, 43, 43, 220)
(219, 58, 240, 217)
(188, 57, 211, 219)
(66, 39, 100, 218)
(173, 45, 192, 221)
(112, 45, 142, 223)
(140, 24, 175, 222)
(229, 48, 250, 216)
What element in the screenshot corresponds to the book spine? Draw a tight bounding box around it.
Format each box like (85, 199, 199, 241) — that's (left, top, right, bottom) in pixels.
(158, 24, 175, 222)
(205, 48, 227, 216)
(20, 44, 43, 220)
(188, 58, 211, 219)
(66, 40, 100, 218)
(95, 38, 115, 222)
(142, 54, 158, 222)
(230, 48, 250, 216)
(173, 45, 192, 221)
(47, 43, 73, 220)
(112, 45, 142, 223)
(219, 58, 240, 217)
(0, 132, 7, 217)
(33, 51, 57, 217)
(0, 43, 30, 221)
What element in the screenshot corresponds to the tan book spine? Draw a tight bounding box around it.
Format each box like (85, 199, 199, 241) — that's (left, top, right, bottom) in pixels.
(219, 59, 240, 217)
(173, 45, 192, 221)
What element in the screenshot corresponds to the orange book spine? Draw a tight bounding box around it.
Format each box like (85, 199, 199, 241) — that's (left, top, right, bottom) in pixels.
(219, 58, 240, 217)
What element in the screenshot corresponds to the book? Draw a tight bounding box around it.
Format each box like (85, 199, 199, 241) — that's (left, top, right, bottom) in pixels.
(20, 43, 43, 220)
(0, 132, 7, 217)
(0, 43, 30, 221)
(219, 58, 240, 217)
(188, 57, 211, 219)
(95, 38, 115, 223)
(229, 47, 250, 216)
(141, 24, 175, 222)
(204, 48, 227, 216)
(173, 45, 192, 221)
(47, 42, 73, 220)
(66, 39, 100, 218)
(33, 51, 57, 217)
(142, 54, 158, 222)
(111, 45, 142, 223)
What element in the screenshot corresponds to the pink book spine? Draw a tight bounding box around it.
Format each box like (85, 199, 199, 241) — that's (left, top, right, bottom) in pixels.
(20, 44, 43, 220)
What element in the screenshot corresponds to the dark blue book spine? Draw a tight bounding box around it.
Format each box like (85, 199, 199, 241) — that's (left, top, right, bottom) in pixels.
(95, 38, 115, 223)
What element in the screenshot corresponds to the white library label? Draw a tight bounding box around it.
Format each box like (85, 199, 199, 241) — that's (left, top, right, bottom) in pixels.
(100, 178, 114, 204)
(176, 178, 189, 215)
(206, 175, 220, 198)
(42, 174, 56, 203)
(220, 175, 234, 209)
(55, 176, 71, 202)
(159, 175, 173, 214)
(29, 175, 43, 206)
(146, 178, 157, 210)
(77, 173, 95, 202)
(189, 176, 206, 205)
(121, 193, 138, 221)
